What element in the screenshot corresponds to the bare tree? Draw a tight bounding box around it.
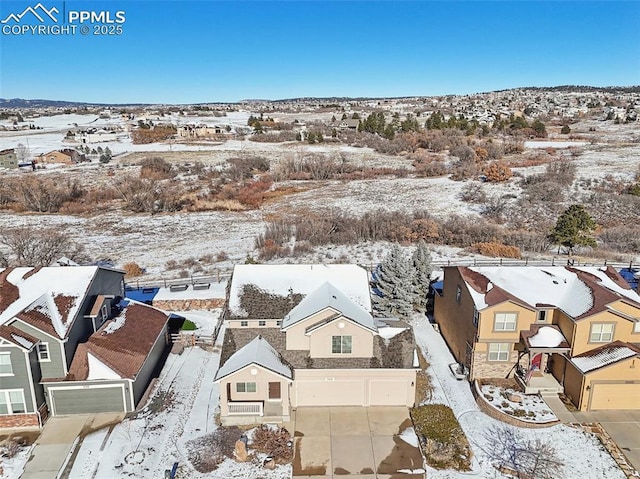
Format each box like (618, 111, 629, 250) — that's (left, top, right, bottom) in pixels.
(0, 227, 87, 267)
(15, 143, 29, 163)
(481, 425, 564, 479)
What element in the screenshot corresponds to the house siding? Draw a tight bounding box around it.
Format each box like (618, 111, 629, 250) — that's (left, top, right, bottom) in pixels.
(10, 322, 66, 379)
(0, 345, 37, 413)
(285, 309, 337, 350)
(434, 267, 478, 368)
(308, 318, 374, 359)
(64, 269, 124, 369)
(471, 345, 519, 379)
(132, 325, 169, 405)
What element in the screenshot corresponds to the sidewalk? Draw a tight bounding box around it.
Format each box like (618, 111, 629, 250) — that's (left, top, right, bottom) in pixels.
(20, 413, 123, 479)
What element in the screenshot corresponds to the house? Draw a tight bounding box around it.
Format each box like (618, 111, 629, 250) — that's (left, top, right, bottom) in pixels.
(0, 148, 18, 169)
(42, 300, 169, 415)
(215, 264, 418, 425)
(75, 128, 117, 144)
(334, 118, 360, 129)
(177, 124, 229, 139)
(0, 266, 168, 427)
(434, 266, 640, 411)
(34, 149, 86, 165)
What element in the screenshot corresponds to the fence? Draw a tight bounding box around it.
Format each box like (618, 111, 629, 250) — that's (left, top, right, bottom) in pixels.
(170, 332, 215, 347)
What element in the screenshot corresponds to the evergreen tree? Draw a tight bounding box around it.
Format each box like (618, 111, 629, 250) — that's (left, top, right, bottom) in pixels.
(548, 204, 597, 255)
(411, 240, 433, 312)
(372, 245, 414, 318)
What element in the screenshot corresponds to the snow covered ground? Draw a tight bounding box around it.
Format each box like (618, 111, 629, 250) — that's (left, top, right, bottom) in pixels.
(66, 312, 291, 479)
(411, 317, 625, 479)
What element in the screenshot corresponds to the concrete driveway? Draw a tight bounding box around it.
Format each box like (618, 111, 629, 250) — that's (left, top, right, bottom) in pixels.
(575, 410, 640, 474)
(20, 413, 123, 479)
(292, 406, 424, 479)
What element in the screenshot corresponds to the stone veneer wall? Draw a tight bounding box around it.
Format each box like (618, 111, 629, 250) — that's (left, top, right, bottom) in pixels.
(0, 413, 40, 428)
(152, 298, 224, 311)
(471, 350, 519, 379)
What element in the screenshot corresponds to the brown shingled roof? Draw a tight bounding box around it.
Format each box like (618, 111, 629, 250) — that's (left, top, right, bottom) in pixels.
(568, 268, 626, 320)
(459, 267, 533, 310)
(67, 302, 168, 381)
(0, 324, 39, 350)
(0, 268, 20, 313)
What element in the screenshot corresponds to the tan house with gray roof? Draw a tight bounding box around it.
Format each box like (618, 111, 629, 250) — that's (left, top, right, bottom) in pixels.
(215, 264, 418, 425)
(434, 265, 640, 411)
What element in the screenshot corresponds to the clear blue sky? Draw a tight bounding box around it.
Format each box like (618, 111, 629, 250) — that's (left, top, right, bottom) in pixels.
(1, 1, 639, 103)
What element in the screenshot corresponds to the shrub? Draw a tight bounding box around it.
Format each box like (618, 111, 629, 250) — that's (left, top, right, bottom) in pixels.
(131, 125, 177, 144)
(139, 157, 174, 180)
(483, 162, 512, 182)
(251, 424, 293, 464)
(470, 242, 521, 258)
(181, 319, 197, 331)
(122, 262, 144, 277)
(411, 404, 472, 471)
(459, 183, 487, 203)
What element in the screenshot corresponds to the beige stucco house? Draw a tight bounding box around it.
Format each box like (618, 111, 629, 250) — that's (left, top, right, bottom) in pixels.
(434, 265, 640, 411)
(214, 264, 418, 425)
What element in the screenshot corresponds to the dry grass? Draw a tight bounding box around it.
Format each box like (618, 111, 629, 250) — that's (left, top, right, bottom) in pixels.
(410, 404, 472, 471)
(414, 348, 434, 404)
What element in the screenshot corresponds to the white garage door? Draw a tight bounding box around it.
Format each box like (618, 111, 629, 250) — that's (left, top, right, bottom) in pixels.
(296, 380, 365, 406)
(589, 383, 640, 410)
(369, 380, 410, 406)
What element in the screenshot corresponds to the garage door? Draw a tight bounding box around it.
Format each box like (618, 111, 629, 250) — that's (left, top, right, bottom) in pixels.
(296, 380, 365, 406)
(589, 383, 640, 410)
(50, 385, 126, 415)
(369, 380, 410, 406)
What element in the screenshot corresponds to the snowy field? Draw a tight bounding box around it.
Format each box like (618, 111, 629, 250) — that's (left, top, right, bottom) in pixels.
(412, 318, 625, 479)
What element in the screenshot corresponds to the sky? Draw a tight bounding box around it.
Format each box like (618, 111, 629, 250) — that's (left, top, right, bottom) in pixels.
(0, 0, 639, 104)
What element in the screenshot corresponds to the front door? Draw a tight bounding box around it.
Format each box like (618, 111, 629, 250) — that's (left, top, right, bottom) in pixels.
(268, 382, 281, 400)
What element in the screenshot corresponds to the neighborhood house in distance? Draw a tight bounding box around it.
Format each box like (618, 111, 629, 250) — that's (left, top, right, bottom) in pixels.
(215, 264, 418, 425)
(434, 265, 640, 411)
(0, 266, 170, 427)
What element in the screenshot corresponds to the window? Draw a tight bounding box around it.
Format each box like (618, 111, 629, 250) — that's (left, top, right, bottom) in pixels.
(634, 322, 640, 334)
(240, 321, 248, 327)
(455, 286, 462, 304)
(258, 321, 266, 327)
(590, 323, 614, 343)
(0, 390, 26, 415)
(331, 335, 352, 354)
(236, 382, 256, 393)
(37, 343, 50, 362)
(494, 313, 517, 331)
(101, 304, 109, 321)
(276, 320, 282, 327)
(0, 353, 13, 375)
(488, 343, 510, 362)
(537, 310, 547, 322)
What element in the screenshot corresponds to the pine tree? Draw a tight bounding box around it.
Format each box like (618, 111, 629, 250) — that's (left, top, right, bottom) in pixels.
(411, 240, 433, 312)
(372, 244, 414, 318)
(548, 204, 597, 255)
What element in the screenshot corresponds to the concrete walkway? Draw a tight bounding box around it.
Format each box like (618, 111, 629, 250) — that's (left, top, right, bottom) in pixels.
(20, 413, 123, 479)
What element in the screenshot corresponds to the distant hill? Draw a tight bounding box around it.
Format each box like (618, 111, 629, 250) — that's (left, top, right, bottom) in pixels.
(0, 98, 148, 108)
(2, 85, 639, 109)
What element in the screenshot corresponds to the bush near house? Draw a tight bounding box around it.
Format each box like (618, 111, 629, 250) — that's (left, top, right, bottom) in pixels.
(410, 404, 472, 471)
(470, 241, 521, 259)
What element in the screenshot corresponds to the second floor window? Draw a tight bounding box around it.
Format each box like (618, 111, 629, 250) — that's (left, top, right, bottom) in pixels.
(494, 313, 517, 331)
(590, 323, 614, 343)
(0, 353, 12, 375)
(258, 321, 266, 327)
(37, 343, 50, 362)
(332, 335, 352, 354)
(240, 321, 248, 327)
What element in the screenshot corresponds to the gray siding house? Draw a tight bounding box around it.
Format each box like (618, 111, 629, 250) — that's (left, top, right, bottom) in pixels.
(1, 266, 123, 427)
(43, 301, 169, 415)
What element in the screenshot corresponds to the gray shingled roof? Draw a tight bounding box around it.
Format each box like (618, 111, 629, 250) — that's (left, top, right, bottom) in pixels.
(215, 335, 293, 381)
(283, 282, 376, 331)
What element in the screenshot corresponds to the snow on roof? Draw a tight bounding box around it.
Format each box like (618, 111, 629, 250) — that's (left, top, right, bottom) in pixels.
(466, 267, 593, 316)
(574, 266, 640, 303)
(378, 326, 409, 342)
(215, 335, 292, 381)
(87, 352, 122, 380)
(571, 343, 639, 373)
(283, 282, 375, 331)
(11, 333, 35, 350)
(228, 264, 371, 317)
(102, 311, 126, 335)
(528, 326, 567, 348)
(0, 266, 100, 338)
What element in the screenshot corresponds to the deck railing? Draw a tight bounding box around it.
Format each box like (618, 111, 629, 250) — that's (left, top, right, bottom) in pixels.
(228, 402, 263, 416)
